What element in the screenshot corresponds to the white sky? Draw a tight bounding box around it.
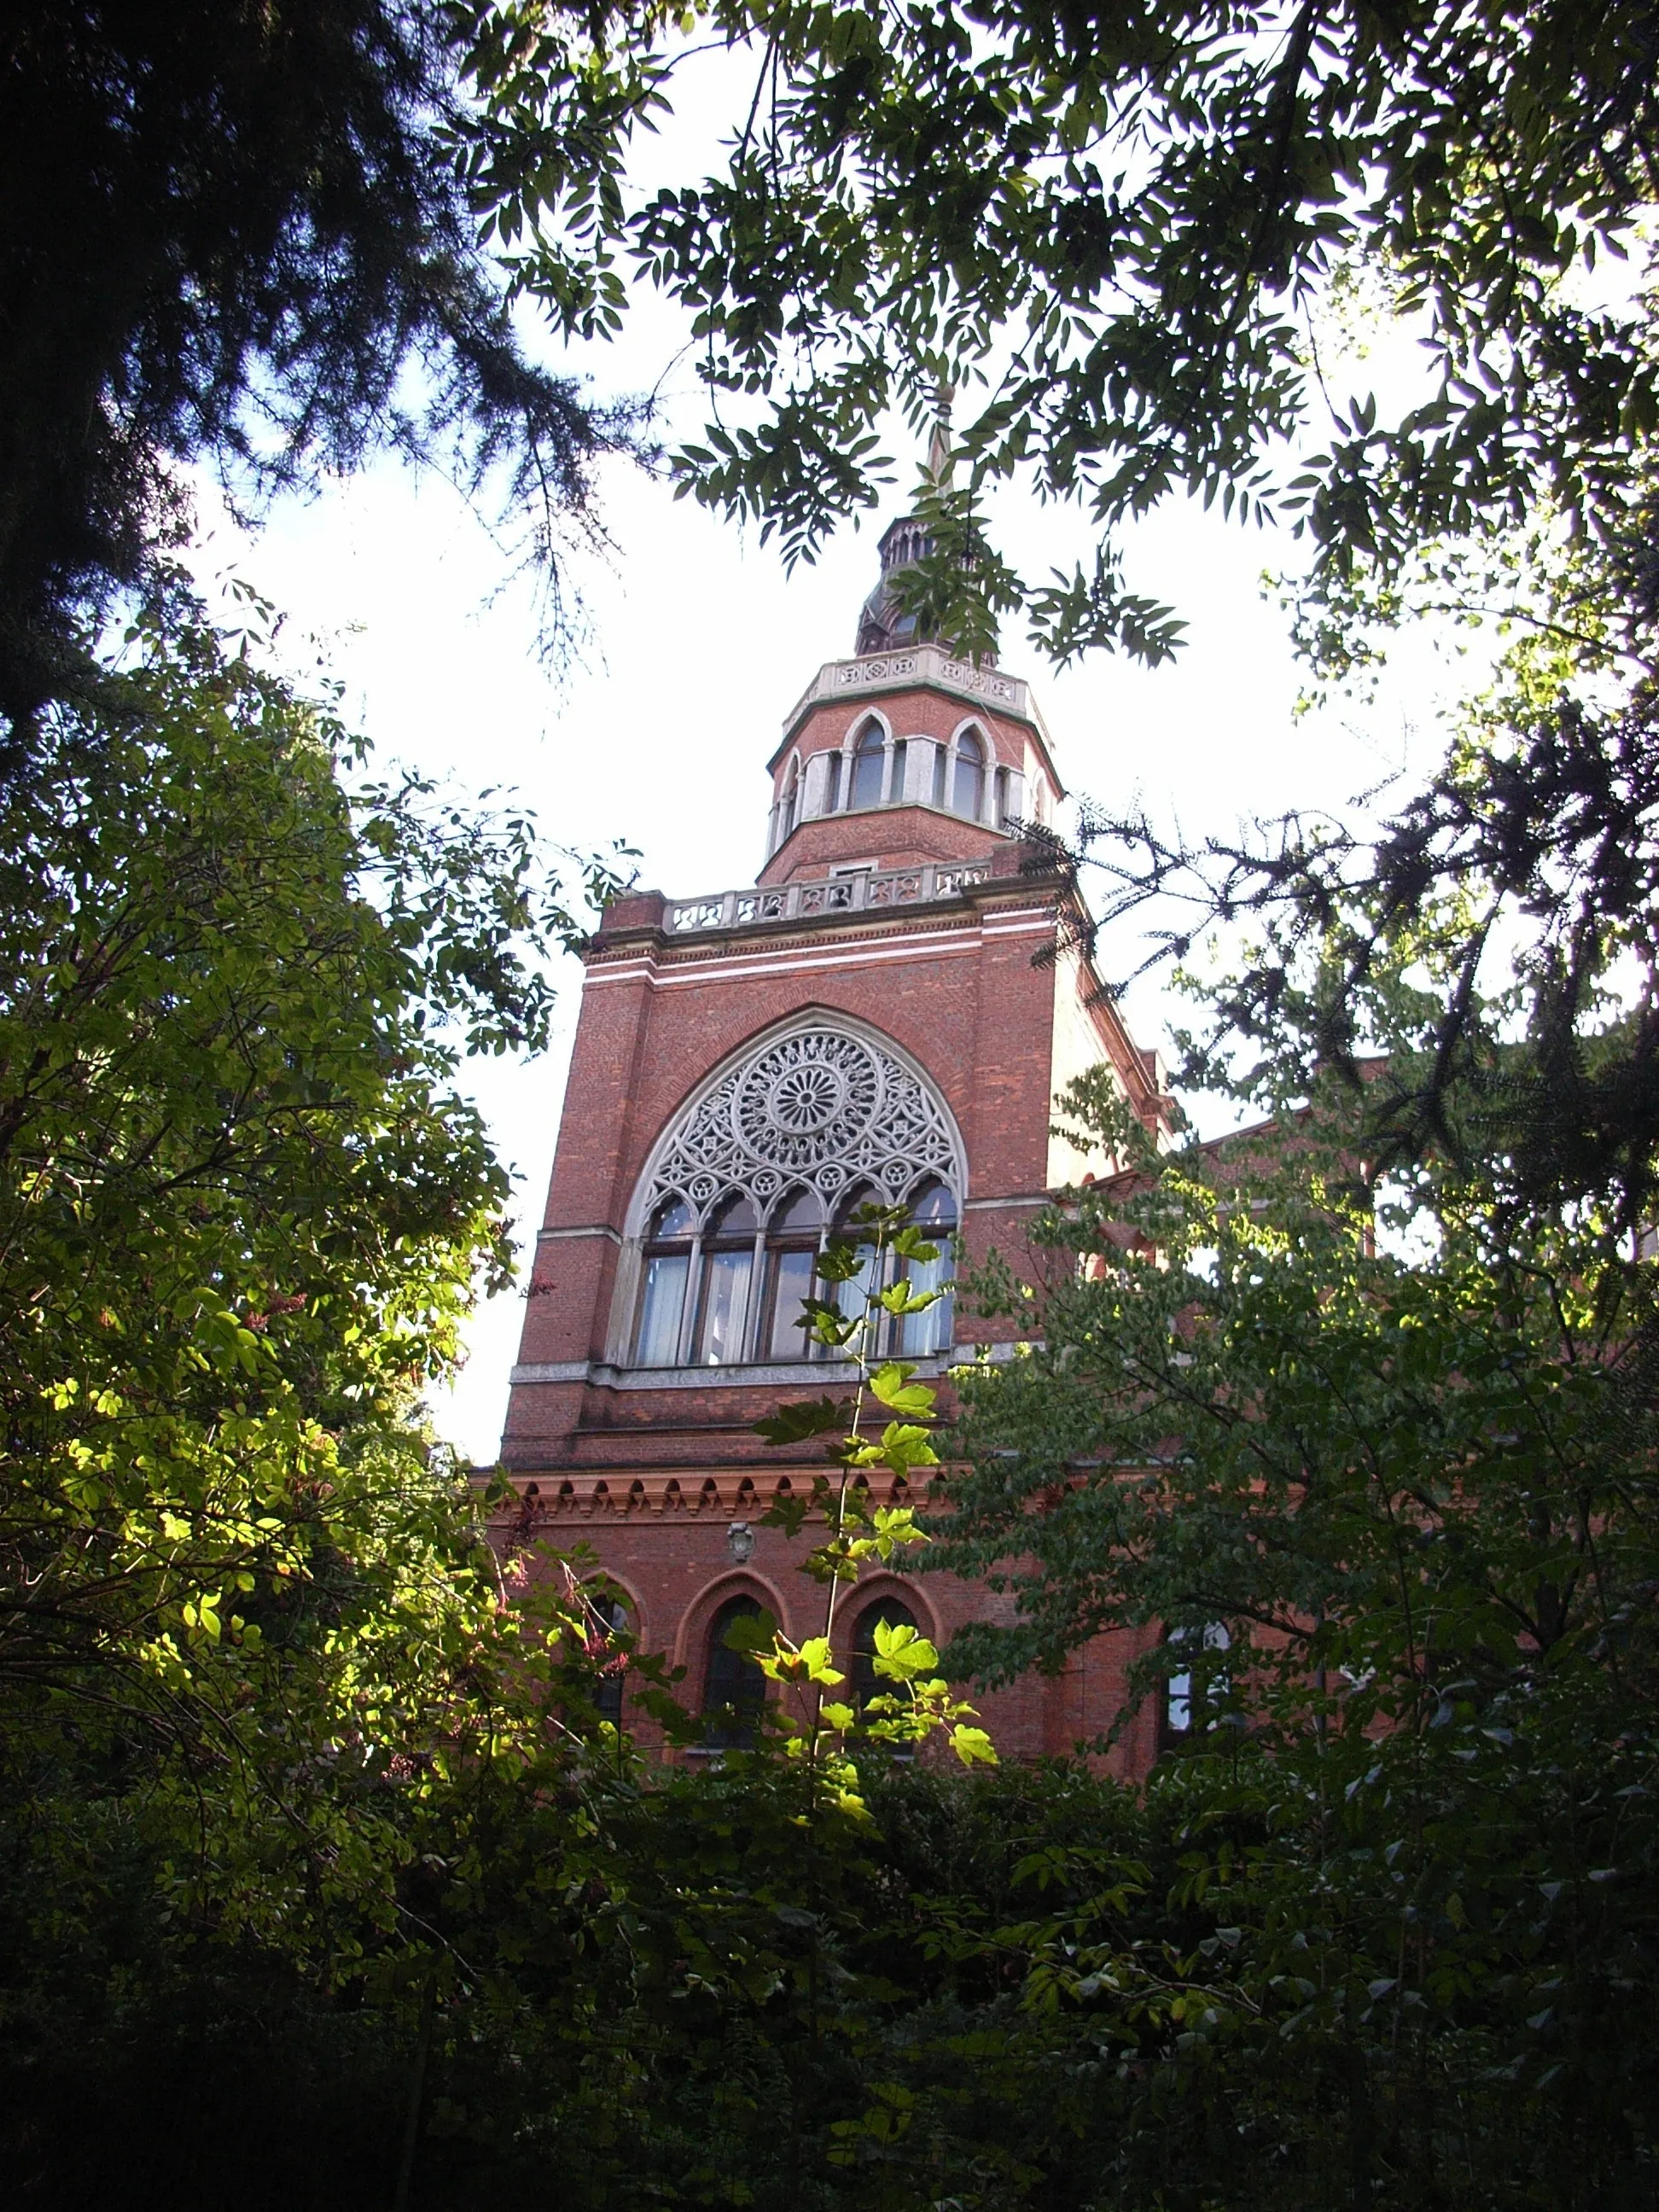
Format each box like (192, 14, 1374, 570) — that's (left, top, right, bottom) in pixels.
(186, 53, 1491, 1464)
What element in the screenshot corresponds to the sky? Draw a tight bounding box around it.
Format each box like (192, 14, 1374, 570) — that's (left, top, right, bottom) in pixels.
(185, 51, 1485, 1464)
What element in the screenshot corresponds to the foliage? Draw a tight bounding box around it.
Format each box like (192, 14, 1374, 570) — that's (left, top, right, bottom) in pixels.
(925, 1062, 1659, 2206)
(0, 586, 629, 1947)
(0, 1, 641, 730)
(733, 1199, 996, 1813)
(460, 0, 1659, 663)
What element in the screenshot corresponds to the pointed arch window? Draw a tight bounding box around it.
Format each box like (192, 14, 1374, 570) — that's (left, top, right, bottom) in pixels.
(849, 719, 887, 810)
(829, 1178, 955, 1359)
(624, 1026, 963, 1370)
(952, 730, 985, 819)
(760, 1186, 823, 1360)
(703, 1595, 766, 1747)
(693, 1194, 760, 1365)
(900, 1179, 956, 1356)
(635, 1196, 695, 1365)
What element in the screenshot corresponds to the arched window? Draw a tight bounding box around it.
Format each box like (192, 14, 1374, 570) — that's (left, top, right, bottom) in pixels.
(635, 1196, 695, 1365)
(781, 760, 800, 840)
(760, 1186, 822, 1360)
(899, 1179, 956, 1356)
(952, 730, 985, 819)
(693, 1193, 760, 1365)
(703, 1594, 766, 1746)
(585, 1591, 631, 1724)
(625, 1026, 963, 1369)
(1162, 1622, 1232, 1745)
(830, 1184, 884, 1352)
(849, 719, 887, 810)
(888, 737, 908, 803)
(853, 1597, 920, 1711)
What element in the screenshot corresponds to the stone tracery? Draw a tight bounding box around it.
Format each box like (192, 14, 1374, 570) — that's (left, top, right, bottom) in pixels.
(642, 1026, 958, 1226)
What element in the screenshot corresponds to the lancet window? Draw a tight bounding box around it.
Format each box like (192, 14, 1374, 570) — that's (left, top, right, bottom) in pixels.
(848, 718, 887, 809)
(952, 727, 985, 818)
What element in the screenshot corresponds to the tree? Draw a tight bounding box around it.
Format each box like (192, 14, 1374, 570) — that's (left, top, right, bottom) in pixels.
(463, 0, 1659, 660)
(460, 2, 1659, 1196)
(0, 2, 639, 735)
(0, 584, 630, 1942)
(923, 1062, 1659, 2206)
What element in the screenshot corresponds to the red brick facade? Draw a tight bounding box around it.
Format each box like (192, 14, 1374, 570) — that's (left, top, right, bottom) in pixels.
(496, 594, 1175, 1776)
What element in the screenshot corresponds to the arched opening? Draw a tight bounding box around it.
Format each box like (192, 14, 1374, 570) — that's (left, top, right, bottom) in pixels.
(759, 1185, 823, 1359)
(849, 719, 887, 810)
(634, 1196, 695, 1365)
(585, 1590, 632, 1725)
(852, 1595, 920, 1711)
(899, 1178, 957, 1356)
(952, 729, 985, 819)
(692, 1193, 760, 1365)
(703, 1594, 767, 1747)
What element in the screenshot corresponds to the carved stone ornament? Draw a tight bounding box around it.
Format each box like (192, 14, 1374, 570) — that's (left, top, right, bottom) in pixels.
(644, 1027, 958, 1226)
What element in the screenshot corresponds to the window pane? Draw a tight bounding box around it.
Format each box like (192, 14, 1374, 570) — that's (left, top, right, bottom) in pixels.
(766, 1247, 817, 1358)
(900, 1252, 953, 1356)
(704, 1596, 765, 1745)
(952, 740, 984, 818)
(835, 1241, 882, 1350)
(850, 738, 885, 809)
(771, 1186, 821, 1234)
(696, 1247, 753, 1364)
(636, 1251, 689, 1365)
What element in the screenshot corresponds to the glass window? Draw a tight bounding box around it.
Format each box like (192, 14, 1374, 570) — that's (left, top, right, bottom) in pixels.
(952, 730, 985, 819)
(831, 1185, 884, 1353)
(694, 1194, 758, 1365)
(634, 1196, 695, 1365)
(899, 1179, 957, 1356)
(825, 752, 842, 812)
(761, 1186, 822, 1359)
(994, 765, 1011, 827)
(782, 763, 799, 838)
(849, 720, 886, 809)
(888, 738, 908, 803)
(853, 1598, 920, 1711)
(703, 1595, 766, 1746)
(931, 742, 946, 807)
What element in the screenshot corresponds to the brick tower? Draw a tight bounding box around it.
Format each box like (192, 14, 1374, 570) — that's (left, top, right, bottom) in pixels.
(498, 504, 1175, 1772)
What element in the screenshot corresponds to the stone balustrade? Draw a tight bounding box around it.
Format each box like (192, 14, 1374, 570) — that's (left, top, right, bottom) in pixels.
(664, 859, 995, 935)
